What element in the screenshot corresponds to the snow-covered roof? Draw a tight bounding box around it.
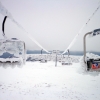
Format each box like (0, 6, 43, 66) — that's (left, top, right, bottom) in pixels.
(0, 38, 24, 43)
(86, 52, 100, 59)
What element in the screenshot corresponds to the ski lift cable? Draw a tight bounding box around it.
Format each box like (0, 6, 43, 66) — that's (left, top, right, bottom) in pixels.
(12, 19, 50, 53)
(62, 1, 100, 55)
(0, 2, 50, 54)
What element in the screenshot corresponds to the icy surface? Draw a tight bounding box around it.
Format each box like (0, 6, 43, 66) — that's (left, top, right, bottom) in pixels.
(26, 54, 80, 63)
(0, 40, 25, 62)
(0, 40, 24, 56)
(86, 52, 100, 59)
(0, 56, 100, 100)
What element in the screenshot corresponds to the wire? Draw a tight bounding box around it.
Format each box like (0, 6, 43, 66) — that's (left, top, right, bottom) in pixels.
(0, 1, 50, 53)
(62, 1, 100, 55)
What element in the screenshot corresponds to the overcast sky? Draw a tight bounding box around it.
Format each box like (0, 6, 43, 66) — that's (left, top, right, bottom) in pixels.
(0, 0, 100, 52)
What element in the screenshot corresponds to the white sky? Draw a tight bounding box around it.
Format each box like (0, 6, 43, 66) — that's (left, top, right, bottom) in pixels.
(0, 0, 100, 51)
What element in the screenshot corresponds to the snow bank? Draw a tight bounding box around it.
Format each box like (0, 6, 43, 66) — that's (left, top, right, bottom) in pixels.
(0, 61, 100, 100)
(26, 54, 80, 63)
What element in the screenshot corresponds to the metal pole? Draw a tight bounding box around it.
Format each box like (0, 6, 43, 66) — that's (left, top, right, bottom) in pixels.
(23, 41, 26, 64)
(41, 49, 43, 54)
(67, 49, 70, 57)
(55, 53, 57, 67)
(83, 32, 92, 63)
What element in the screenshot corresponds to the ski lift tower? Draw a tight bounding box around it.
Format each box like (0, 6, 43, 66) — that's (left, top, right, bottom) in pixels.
(83, 28, 100, 71)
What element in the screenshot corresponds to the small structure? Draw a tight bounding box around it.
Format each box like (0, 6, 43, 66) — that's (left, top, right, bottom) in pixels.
(61, 49, 72, 65)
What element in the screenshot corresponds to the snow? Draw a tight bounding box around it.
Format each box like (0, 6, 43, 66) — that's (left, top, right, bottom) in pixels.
(0, 39, 24, 56)
(0, 54, 100, 100)
(0, 39, 25, 63)
(86, 52, 100, 59)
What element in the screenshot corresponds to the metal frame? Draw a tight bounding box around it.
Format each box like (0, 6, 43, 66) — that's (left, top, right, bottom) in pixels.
(83, 31, 92, 63)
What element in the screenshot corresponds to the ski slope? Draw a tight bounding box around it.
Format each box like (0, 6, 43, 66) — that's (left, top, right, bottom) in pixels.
(0, 55, 100, 100)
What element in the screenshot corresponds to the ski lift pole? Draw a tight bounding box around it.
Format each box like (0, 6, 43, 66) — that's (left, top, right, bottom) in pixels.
(83, 28, 100, 63)
(67, 49, 70, 57)
(41, 49, 43, 54)
(83, 31, 92, 63)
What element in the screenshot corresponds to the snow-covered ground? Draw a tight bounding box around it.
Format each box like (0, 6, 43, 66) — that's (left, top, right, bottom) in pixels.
(0, 55, 100, 100)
